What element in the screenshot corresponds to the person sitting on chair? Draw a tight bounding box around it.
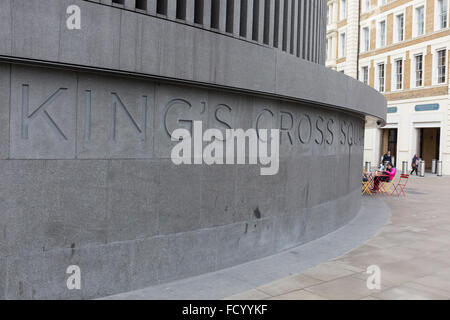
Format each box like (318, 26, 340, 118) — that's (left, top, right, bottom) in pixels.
(372, 163, 396, 192)
(362, 169, 369, 182)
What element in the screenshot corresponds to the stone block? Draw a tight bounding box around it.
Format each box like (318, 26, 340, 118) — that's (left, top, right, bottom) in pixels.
(10, 65, 77, 159)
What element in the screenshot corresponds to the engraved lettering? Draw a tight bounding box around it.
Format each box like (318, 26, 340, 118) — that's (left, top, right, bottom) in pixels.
(298, 114, 312, 144)
(21, 85, 68, 141)
(315, 116, 325, 145)
(326, 118, 334, 145)
(280, 111, 294, 145)
(111, 93, 147, 142)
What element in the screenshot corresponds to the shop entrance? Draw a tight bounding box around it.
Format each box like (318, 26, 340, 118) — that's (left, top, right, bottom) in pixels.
(380, 128, 398, 166)
(419, 128, 440, 170)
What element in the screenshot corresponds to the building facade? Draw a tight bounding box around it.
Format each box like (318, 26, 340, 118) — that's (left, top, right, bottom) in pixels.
(327, 0, 450, 173)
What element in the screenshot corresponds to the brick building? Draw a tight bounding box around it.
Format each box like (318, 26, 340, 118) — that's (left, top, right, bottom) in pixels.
(326, 0, 449, 173)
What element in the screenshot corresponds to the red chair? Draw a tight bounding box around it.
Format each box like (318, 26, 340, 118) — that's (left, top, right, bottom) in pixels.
(372, 174, 389, 196)
(392, 174, 409, 197)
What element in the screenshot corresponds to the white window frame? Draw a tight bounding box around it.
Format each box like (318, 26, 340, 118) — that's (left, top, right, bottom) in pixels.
(362, 0, 371, 13)
(360, 65, 369, 85)
(413, 4, 426, 37)
(379, 0, 387, 7)
(394, 12, 405, 43)
(377, 19, 387, 47)
(339, 32, 346, 58)
(435, 0, 449, 30)
(434, 48, 447, 84)
(327, 4, 331, 25)
(412, 52, 425, 88)
(393, 58, 404, 90)
(361, 26, 370, 52)
(376, 62, 386, 93)
(340, 0, 347, 20)
(330, 3, 335, 24)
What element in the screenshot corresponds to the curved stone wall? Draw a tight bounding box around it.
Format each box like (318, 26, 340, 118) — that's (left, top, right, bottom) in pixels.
(85, 0, 328, 65)
(0, 0, 386, 299)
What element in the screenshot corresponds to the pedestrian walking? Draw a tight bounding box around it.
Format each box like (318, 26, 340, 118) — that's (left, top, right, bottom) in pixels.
(411, 154, 419, 176)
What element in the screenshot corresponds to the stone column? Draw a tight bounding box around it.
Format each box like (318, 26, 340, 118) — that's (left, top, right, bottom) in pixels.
(186, 0, 195, 24)
(147, 0, 157, 14)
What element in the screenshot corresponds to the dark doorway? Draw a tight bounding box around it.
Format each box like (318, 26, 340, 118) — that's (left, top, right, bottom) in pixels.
(381, 128, 397, 166)
(419, 128, 440, 170)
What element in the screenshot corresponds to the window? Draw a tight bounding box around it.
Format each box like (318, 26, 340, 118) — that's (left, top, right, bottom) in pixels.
(437, 0, 448, 29)
(395, 59, 403, 90)
(328, 3, 334, 24)
(395, 13, 404, 42)
(327, 5, 330, 24)
(340, 0, 347, 20)
(362, 27, 370, 52)
(378, 20, 386, 47)
(362, 0, 370, 12)
(378, 63, 385, 92)
(415, 6, 425, 36)
(437, 49, 447, 83)
(327, 37, 333, 60)
(361, 66, 369, 84)
(339, 33, 346, 57)
(380, 0, 387, 6)
(415, 54, 423, 87)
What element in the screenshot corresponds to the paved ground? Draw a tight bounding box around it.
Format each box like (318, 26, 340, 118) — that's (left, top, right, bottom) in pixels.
(226, 175, 450, 300)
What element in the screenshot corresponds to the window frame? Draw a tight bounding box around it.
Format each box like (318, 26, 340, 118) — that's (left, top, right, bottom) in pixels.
(414, 53, 424, 88)
(435, 0, 449, 30)
(377, 62, 385, 92)
(377, 19, 387, 47)
(361, 65, 369, 85)
(394, 12, 405, 43)
(413, 5, 425, 37)
(394, 58, 403, 90)
(339, 32, 346, 58)
(361, 26, 370, 52)
(436, 48, 447, 84)
(362, 0, 371, 13)
(340, 0, 347, 21)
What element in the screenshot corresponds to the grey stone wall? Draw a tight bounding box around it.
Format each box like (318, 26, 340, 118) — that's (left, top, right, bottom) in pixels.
(0, 63, 365, 299)
(0, 0, 386, 121)
(82, 0, 327, 65)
